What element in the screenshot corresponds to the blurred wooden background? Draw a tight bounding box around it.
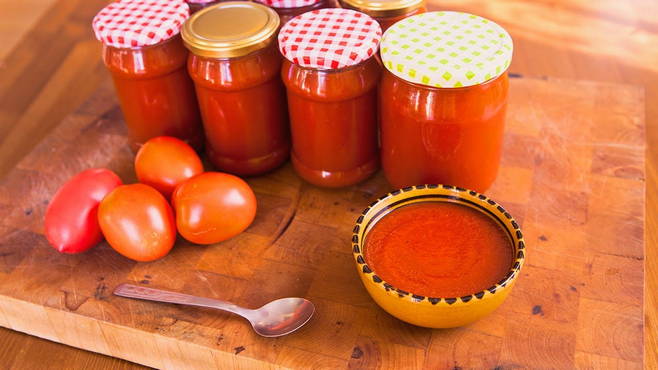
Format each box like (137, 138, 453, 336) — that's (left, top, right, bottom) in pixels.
(0, 0, 655, 368)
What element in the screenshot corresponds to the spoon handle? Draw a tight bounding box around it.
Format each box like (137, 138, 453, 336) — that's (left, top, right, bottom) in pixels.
(113, 283, 250, 317)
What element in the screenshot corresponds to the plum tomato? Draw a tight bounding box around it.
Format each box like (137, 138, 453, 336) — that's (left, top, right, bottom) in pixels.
(98, 184, 176, 262)
(45, 168, 122, 254)
(134, 136, 203, 198)
(172, 172, 257, 245)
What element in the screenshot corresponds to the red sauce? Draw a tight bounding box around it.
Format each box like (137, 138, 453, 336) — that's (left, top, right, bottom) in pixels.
(103, 35, 204, 152)
(187, 1, 224, 14)
(380, 71, 509, 192)
(282, 57, 380, 187)
(273, 0, 334, 24)
(373, 7, 426, 32)
(188, 42, 290, 176)
(364, 202, 512, 298)
(337, 1, 425, 32)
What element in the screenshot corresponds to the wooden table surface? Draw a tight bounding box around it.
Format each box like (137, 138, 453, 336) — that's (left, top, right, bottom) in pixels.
(1, 76, 646, 368)
(0, 0, 655, 368)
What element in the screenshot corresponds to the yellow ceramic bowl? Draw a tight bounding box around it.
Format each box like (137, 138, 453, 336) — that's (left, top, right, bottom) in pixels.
(352, 184, 526, 328)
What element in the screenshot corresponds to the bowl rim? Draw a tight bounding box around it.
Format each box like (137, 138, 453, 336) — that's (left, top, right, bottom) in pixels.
(352, 184, 526, 306)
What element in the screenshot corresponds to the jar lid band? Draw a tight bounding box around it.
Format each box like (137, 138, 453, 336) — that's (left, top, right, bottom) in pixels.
(339, 0, 425, 18)
(182, 2, 280, 59)
(255, 0, 323, 9)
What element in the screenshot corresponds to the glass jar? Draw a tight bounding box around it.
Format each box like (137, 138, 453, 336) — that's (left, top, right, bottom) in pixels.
(93, 0, 204, 152)
(256, 0, 334, 24)
(183, 2, 290, 176)
(279, 9, 382, 187)
(186, 0, 224, 13)
(338, 0, 426, 31)
(379, 11, 513, 192)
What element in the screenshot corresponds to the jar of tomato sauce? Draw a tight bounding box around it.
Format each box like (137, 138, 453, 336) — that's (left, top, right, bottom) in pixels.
(92, 0, 204, 152)
(186, 0, 224, 13)
(279, 9, 382, 187)
(182, 2, 290, 176)
(256, 0, 334, 24)
(338, 0, 425, 31)
(379, 11, 513, 192)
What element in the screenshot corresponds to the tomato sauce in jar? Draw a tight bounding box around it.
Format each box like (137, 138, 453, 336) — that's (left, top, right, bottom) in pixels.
(255, 0, 334, 24)
(338, 0, 426, 31)
(379, 12, 513, 192)
(365, 201, 513, 298)
(186, 0, 225, 14)
(93, 0, 204, 152)
(183, 3, 290, 176)
(279, 9, 382, 187)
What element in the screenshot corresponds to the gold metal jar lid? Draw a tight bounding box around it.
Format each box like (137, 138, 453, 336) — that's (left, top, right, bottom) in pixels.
(338, 0, 425, 18)
(182, 2, 280, 58)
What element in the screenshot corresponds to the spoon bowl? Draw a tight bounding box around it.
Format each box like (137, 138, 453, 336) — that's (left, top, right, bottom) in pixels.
(114, 284, 315, 337)
(251, 298, 315, 337)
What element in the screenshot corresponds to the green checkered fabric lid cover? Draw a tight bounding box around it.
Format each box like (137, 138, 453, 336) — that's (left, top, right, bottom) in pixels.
(380, 11, 513, 88)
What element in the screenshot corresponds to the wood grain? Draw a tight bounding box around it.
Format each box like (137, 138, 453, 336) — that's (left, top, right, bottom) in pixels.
(0, 76, 645, 368)
(0, 0, 655, 367)
(0, 0, 59, 61)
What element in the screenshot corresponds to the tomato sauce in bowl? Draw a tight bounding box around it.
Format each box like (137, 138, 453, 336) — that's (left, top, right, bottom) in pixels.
(353, 185, 525, 328)
(364, 201, 513, 298)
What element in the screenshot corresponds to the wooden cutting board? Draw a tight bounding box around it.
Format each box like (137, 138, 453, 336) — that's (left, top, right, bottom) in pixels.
(0, 76, 645, 369)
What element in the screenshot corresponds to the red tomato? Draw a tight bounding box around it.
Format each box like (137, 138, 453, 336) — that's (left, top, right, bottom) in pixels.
(134, 136, 203, 198)
(45, 168, 122, 254)
(172, 172, 257, 245)
(98, 184, 176, 262)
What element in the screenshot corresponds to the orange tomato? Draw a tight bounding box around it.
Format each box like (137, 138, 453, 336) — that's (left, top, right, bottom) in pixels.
(172, 172, 257, 245)
(98, 184, 176, 262)
(134, 136, 203, 198)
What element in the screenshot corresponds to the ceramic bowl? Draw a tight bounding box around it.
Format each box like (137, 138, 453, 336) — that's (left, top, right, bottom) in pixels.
(352, 184, 526, 328)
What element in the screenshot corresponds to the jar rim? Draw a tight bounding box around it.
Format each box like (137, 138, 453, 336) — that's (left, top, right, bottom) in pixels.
(338, 0, 425, 18)
(384, 67, 510, 90)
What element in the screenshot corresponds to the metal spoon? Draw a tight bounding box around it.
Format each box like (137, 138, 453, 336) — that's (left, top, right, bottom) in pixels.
(113, 283, 315, 337)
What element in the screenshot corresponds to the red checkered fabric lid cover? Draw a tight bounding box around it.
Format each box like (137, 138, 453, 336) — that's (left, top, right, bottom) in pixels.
(92, 0, 190, 48)
(278, 9, 382, 70)
(186, 0, 216, 4)
(256, 0, 319, 8)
